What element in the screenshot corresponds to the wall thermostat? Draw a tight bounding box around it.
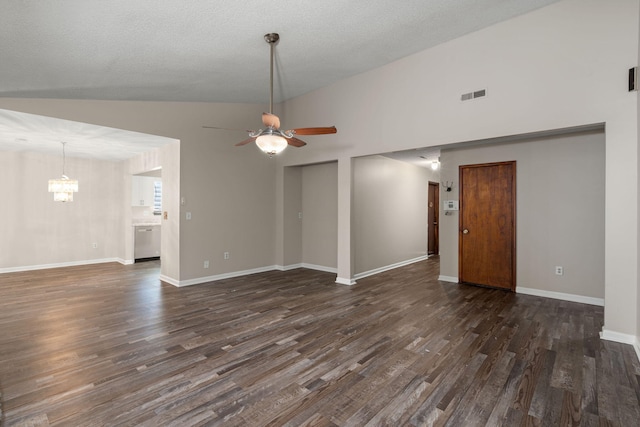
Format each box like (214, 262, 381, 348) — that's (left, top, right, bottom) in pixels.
(444, 200, 459, 211)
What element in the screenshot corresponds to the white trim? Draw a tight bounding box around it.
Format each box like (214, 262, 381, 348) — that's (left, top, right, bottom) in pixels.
(118, 258, 134, 265)
(353, 255, 429, 281)
(159, 274, 180, 286)
(599, 331, 640, 363)
(275, 263, 337, 273)
(172, 266, 276, 287)
(274, 263, 303, 271)
(517, 287, 604, 307)
(301, 263, 338, 274)
(438, 275, 459, 283)
(335, 277, 357, 286)
(0, 258, 120, 274)
(599, 329, 636, 344)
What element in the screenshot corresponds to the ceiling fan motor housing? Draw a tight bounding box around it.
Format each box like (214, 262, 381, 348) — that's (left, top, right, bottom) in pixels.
(264, 33, 279, 44)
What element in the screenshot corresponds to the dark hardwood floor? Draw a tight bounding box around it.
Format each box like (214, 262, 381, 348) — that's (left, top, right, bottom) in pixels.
(0, 258, 639, 426)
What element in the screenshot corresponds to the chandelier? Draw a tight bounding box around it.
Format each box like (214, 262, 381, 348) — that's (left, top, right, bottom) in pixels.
(48, 142, 78, 202)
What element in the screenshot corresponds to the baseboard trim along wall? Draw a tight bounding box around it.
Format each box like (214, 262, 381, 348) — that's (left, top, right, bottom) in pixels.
(173, 266, 276, 287)
(353, 255, 429, 282)
(517, 287, 604, 307)
(600, 330, 640, 362)
(0, 258, 121, 274)
(335, 277, 357, 286)
(438, 275, 459, 283)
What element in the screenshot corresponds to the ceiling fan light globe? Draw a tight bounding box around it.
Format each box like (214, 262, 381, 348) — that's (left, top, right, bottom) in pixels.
(256, 134, 288, 156)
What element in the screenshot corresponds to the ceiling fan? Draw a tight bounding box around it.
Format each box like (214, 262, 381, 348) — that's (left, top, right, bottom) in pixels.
(204, 33, 337, 156)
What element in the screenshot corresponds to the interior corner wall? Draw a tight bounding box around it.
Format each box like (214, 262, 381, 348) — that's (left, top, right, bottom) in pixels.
(0, 150, 125, 271)
(301, 162, 338, 269)
(353, 155, 437, 275)
(282, 166, 302, 267)
(439, 129, 605, 299)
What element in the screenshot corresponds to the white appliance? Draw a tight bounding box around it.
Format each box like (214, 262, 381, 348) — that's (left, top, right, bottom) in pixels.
(134, 225, 161, 260)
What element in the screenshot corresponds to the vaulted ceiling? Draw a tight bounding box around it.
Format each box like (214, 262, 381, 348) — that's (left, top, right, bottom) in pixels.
(0, 0, 559, 160)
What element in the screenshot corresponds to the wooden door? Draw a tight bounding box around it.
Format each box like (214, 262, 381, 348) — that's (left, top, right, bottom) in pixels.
(428, 181, 439, 255)
(459, 161, 516, 291)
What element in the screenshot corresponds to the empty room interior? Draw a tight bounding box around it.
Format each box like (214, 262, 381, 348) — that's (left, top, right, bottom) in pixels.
(1, 0, 640, 425)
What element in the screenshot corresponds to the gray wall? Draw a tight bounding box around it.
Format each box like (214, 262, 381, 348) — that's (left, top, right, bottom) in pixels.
(301, 162, 338, 269)
(353, 155, 439, 275)
(439, 130, 605, 299)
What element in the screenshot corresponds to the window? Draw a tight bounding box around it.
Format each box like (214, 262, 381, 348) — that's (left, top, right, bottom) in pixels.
(153, 181, 162, 215)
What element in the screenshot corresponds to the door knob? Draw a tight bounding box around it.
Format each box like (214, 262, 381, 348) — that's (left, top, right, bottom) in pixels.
(462, 229, 469, 234)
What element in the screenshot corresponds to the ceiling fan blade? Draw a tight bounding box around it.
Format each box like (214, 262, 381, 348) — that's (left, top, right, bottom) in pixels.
(262, 113, 280, 129)
(235, 137, 256, 147)
(290, 126, 337, 136)
(287, 137, 307, 147)
(203, 125, 253, 132)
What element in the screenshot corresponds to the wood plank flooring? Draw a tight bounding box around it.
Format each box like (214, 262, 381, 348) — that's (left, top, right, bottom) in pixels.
(0, 258, 639, 426)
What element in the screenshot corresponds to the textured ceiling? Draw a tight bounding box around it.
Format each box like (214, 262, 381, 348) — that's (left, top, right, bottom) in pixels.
(0, 0, 559, 161)
(1, 0, 558, 104)
(0, 109, 177, 161)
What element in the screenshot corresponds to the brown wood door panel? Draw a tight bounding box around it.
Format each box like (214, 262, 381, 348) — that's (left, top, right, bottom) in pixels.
(428, 181, 439, 255)
(459, 161, 516, 291)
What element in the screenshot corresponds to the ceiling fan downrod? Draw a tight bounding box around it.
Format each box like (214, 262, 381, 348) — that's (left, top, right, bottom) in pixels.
(264, 33, 279, 115)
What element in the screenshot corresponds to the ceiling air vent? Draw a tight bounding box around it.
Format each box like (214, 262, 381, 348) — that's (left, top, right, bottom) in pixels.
(461, 89, 487, 101)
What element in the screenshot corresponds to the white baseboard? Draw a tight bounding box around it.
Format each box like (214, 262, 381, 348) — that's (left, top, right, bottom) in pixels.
(438, 275, 459, 283)
(335, 277, 356, 286)
(517, 287, 604, 307)
(275, 263, 303, 271)
(173, 265, 276, 287)
(600, 330, 640, 362)
(301, 263, 338, 274)
(600, 329, 636, 344)
(275, 263, 337, 274)
(353, 255, 429, 281)
(0, 258, 120, 274)
(159, 274, 180, 286)
(171, 263, 338, 288)
(118, 258, 134, 265)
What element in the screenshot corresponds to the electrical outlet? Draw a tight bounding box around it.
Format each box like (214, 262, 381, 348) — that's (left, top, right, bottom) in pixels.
(92, 243, 98, 249)
(555, 266, 564, 276)
(204, 260, 209, 268)
(224, 252, 230, 260)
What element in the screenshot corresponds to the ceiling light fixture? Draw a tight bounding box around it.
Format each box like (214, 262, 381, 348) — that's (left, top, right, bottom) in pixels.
(255, 130, 288, 157)
(256, 33, 288, 156)
(431, 160, 440, 171)
(48, 141, 78, 202)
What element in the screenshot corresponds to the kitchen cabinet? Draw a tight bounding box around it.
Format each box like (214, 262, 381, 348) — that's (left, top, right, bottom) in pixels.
(132, 176, 159, 206)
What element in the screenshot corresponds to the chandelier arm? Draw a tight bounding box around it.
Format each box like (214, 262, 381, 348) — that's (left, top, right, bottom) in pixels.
(62, 141, 66, 176)
(249, 129, 265, 138)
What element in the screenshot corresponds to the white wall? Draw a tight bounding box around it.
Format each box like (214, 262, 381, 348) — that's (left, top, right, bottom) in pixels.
(0, 151, 124, 270)
(439, 129, 605, 300)
(0, 99, 275, 284)
(301, 162, 338, 270)
(353, 155, 437, 275)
